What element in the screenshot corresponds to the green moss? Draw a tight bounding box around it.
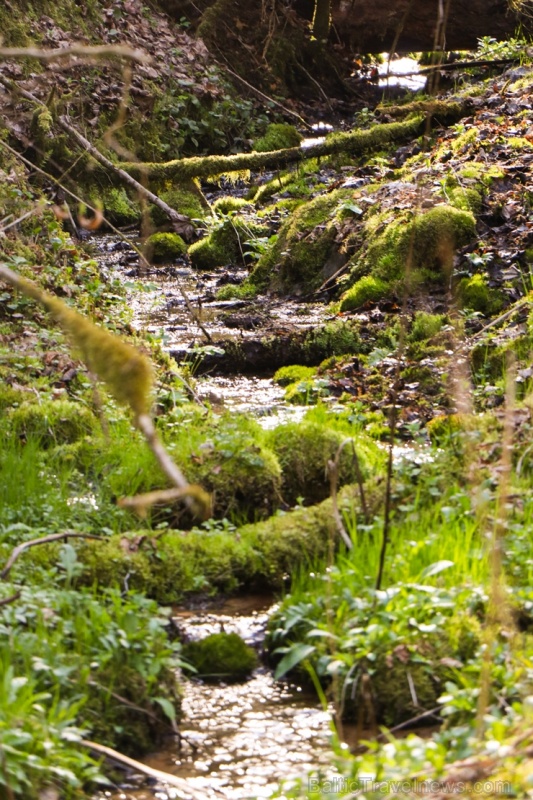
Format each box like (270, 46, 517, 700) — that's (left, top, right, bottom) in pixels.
(97, 187, 139, 227)
(215, 282, 259, 300)
(340, 276, 388, 311)
(189, 218, 270, 270)
(448, 185, 484, 214)
(251, 189, 351, 291)
(7, 399, 99, 447)
(374, 205, 476, 284)
(409, 311, 447, 342)
(369, 657, 440, 726)
(183, 632, 258, 681)
(212, 196, 252, 214)
(150, 184, 207, 227)
(456, 273, 504, 315)
(145, 232, 188, 263)
(273, 365, 316, 386)
(27, 483, 374, 601)
(254, 124, 303, 152)
(267, 421, 372, 505)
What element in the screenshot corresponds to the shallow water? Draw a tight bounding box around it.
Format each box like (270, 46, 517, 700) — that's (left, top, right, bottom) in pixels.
(95, 597, 337, 800)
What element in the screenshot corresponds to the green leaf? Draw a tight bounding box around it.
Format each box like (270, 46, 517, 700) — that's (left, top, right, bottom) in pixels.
(420, 560, 454, 579)
(154, 696, 177, 724)
(274, 644, 316, 679)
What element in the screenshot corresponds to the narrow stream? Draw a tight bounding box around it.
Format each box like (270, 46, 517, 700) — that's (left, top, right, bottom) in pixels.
(95, 597, 339, 800)
(93, 60, 427, 793)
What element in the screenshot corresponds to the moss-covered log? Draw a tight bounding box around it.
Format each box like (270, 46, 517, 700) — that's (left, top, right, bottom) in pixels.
(23, 483, 381, 603)
(377, 99, 469, 120)
(112, 117, 430, 181)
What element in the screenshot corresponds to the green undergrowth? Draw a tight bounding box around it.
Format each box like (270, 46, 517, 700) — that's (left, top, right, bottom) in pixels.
(267, 451, 533, 729)
(0, 580, 181, 797)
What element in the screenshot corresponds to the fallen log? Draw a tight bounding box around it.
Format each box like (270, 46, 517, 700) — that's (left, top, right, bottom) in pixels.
(113, 115, 434, 182)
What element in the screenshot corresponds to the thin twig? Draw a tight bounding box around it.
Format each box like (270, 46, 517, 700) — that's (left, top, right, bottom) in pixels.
(222, 65, 313, 131)
(0, 591, 22, 607)
(80, 740, 215, 798)
(327, 439, 354, 550)
(135, 414, 210, 519)
(0, 533, 103, 580)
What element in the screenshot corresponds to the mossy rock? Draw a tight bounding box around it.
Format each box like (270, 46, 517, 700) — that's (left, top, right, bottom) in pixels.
(150, 184, 207, 227)
(251, 189, 352, 291)
(7, 400, 99, 447)
(146, 232, 188, 263)
(273, 365, 316, 386)
(183, 632, 258, 681)
(189, 218, 270, 270)
(340, 276, 389, 311)
(367, 204, 476, 288)
(253, 123, 303, 152)
(456, 273, 504, 315)
(94, 187, 139, 227)
(267, 421, 375, 505)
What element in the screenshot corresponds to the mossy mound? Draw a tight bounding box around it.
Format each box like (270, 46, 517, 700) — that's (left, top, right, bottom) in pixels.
(409, 311, 447, 342)
(340, 275, 389, 311)
(365, 204, 476, 288)
(456, 273, 504, 315)
(145, 232, 188, 263)
(212, 196, 252, 215)
(189, 218, 270, 270)
(7, 399, 99, 447)
(267, 421, 376, 505)
(273, 365, 316, 386)
(253, 123, 303, 152)
(92, 187, 139, 227)
(183, 632, 258, 681)
(251, 189, 352, 292)
(25, 483, 378, 602)
(150, 184, 207, 227)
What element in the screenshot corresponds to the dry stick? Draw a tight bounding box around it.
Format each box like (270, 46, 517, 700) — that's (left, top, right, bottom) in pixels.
(0, 44, 150, 63)
(57, 115, 194, 239)
(0, 533, 103, 580)
(0, 591, 22, 607)
(0, 136, 151, 270)
(80, 740, 212, 799)
(476, 353, 517, 736)
(135, 414, 209, 519)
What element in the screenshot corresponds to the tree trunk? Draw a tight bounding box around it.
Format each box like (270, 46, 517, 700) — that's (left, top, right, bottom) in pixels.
(330, 0, 526, 53)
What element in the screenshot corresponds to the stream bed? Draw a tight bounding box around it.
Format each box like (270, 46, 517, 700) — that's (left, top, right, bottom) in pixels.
(95, 596, 339, 800)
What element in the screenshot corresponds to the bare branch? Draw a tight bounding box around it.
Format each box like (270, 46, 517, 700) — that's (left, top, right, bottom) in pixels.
(0, 591, 22, 607)
(81, 740, 217, 798)
(0, 533, 103, 580)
